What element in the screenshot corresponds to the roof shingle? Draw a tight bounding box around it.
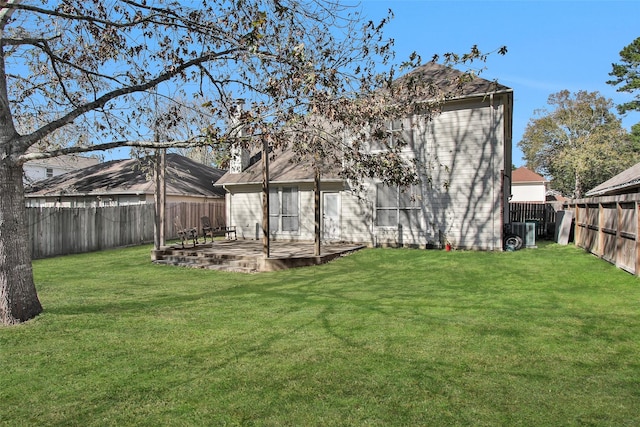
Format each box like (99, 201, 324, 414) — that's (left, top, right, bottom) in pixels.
(586, 161, 640, 197)
(512, 166, 547, 183)
(25, 154, 226, 198)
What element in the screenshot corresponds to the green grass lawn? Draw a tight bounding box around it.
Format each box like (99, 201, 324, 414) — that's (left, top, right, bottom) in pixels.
(1, 243, 639, 426)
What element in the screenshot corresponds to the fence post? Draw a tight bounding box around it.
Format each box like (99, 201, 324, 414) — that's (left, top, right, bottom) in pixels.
(573, 201, 580, 246)
(616, 201, 622, 269)
(597, 202, 602, 257)
(636, 201, 640, 276)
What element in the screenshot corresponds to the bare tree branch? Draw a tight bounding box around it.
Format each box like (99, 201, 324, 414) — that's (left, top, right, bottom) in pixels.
(18, 135, 207, 163)
(5, 1, 161, 29)
(12, 47, 245, 156)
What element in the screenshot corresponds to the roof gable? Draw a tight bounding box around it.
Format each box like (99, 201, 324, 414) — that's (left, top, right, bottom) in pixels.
(399, 62, 512, 101)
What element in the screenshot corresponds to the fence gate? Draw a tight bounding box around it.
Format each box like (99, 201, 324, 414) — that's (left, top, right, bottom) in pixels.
(509, 202, 559, 238)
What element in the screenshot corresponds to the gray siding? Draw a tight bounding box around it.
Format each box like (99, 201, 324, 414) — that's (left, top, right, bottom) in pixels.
(337, 98, 507, 250)
(224, 94, 510, 251)
(417, 99, 505, 249)
(228, 187, 262, 239)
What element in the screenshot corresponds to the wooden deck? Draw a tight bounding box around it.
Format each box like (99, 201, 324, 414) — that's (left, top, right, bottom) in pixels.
(151, 240, 366, 273)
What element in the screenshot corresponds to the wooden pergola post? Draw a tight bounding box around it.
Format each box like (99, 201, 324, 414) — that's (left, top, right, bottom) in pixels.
(262, 137, 270, 258)
(153, 148, 166, 250)
(314, 165, 321, 256)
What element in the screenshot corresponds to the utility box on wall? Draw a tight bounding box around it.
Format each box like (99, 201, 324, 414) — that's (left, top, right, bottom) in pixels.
(511, 222, 537, 248)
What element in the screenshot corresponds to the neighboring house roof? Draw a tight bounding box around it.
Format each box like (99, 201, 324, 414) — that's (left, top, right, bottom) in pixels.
(512, 166, 547, 184)
(23, 153, 101, 185)
(216, 149, 343, 186)
(25, 153, 226, 198)
(586, 161, 640, 197)
(25, 153, 100, 170)
(545, 190, 568, 203)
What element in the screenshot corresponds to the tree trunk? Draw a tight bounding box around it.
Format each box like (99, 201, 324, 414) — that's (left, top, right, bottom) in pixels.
(0, 157, 43, 325)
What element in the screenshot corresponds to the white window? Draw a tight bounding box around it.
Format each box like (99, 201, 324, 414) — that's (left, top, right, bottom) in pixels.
(389, 119, 404, 147)
(46, 168, 54, 178)
(269, 186, 299, 233)
(269, 190, 279, 232)
(375, 183, 421, 228)
(100, 197, 117, 207)
(371, 120, 408, 151)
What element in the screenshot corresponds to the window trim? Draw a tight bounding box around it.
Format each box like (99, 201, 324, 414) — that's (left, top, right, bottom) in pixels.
(369, 119, 414, 152)
(375, 183, 421, 228)
(268, 186, 300, 234)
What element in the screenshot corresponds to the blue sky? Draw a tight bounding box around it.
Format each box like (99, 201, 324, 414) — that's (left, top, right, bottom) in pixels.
(357, 0, 640, 166)
(103, 1, 639, 164)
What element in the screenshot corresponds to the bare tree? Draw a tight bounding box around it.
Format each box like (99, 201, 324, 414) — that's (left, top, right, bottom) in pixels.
(0, 0, 503, 325)
(151, 96, 227, 168)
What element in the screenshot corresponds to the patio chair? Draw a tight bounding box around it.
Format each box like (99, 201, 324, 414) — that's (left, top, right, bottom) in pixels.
(174, 216, 198, 248)
(201, 216, 237, 242)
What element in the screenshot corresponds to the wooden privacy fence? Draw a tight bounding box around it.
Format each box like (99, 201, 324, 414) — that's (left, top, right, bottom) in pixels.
(566, 194, 640, 275)
(509, 202, 558, 238)
(165, 201, 225, 237)
(27, 201, 225, 259)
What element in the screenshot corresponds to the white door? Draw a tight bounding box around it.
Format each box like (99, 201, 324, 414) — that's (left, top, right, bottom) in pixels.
(323, 193, 340, 241)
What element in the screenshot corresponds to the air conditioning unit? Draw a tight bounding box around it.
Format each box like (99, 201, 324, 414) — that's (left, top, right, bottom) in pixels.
(511, 222, 537, 248)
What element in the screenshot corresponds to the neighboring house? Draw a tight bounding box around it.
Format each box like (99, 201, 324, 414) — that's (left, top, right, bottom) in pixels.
(216, 62, 513, 250)
(23, 154, 100, 184)
(510, 166, 548, 203)
(25, 153, 226, 207)
(586, 161, 640, 197)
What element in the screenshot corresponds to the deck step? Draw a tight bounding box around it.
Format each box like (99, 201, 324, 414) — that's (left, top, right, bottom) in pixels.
(153, 241, 364, 273)
(154, 253, 258, 273)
